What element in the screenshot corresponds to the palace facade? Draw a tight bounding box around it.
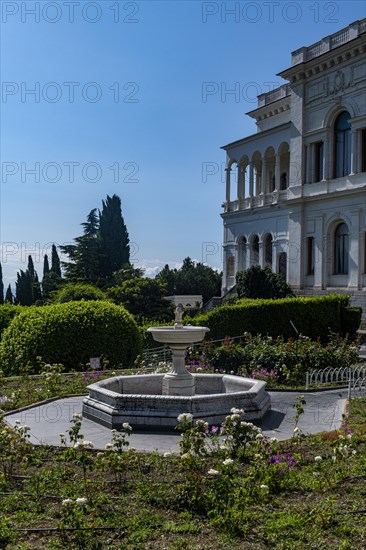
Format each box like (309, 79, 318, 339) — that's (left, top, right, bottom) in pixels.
(221, 19, 366, 325)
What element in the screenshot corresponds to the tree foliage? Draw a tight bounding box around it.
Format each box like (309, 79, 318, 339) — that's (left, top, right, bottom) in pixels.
(51, 245, 61, 277)
(0, 263, 4, 305)
(236, 266, 294, 300)
(51, 283, 107, 303)
(5, 284, 13, 304)
(61, 196, 130, 285)
(15, 269, 33, 306)
(156, 257, 222, 304)
(99, 195, 130, 280)
(107, 278, 174, 323)
(0, 301, 142, 374)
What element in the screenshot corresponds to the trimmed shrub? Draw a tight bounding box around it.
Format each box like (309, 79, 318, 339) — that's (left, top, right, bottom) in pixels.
(236, 266, 294, 299)
(51, 283, 107, 303)
(0, 301, 142, 375)
(0, 304, 23, 341)
(188, 333, 360, 384)
(192, 294, 350, 341)
(341, 306, 362, 336)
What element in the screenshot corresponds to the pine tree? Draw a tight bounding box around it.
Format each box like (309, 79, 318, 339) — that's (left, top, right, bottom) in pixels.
(5, 284, 13, 304)
(61, 197, 130, 284)
(51, 244, 61, 277)
(0, 263, 4, 305)
(61, 209, 101, 282)
(99, 195, 130, 279)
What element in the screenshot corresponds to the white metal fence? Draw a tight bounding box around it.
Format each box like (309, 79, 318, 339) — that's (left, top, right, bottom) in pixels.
(348, 376, 366, 399)
(305, 365, 366, 390)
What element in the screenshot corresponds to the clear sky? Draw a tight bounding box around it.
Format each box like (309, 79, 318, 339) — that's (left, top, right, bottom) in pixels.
(1, 0, 365, 289)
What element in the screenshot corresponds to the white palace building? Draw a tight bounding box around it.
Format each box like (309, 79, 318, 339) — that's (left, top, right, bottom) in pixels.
(221, 19, 366, 326)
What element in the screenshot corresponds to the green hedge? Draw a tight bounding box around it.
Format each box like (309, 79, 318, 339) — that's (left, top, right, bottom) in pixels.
(192, 294, 352, 341)
(0, 304, 23, 341)
(51, 283, 108, 303)
(0, 301, 142, 375)
(341, 306, 362, 336)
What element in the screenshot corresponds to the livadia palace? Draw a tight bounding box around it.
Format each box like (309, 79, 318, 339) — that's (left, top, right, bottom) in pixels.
(221, 19, 366, 326)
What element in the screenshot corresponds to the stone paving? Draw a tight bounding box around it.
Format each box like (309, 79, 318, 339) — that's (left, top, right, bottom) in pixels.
(4, 389, 350, 453)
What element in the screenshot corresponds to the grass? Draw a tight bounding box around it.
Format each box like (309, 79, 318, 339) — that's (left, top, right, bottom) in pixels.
(0, 373, 366, 549)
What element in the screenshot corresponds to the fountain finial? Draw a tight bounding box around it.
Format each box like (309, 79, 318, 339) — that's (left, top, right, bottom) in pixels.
(174, 303, 184, 328)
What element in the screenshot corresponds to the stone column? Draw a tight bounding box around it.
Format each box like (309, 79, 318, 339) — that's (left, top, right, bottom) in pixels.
(350, 129, 358, 176)
(275, 154, 281, 191)
(322, 136, 329, 181)
(234, 243, 240, 275)
(248, 163, 253, 197)
(225, 168, 231, 203)
(238, 166, 245, 200)
(261, 160, 267, 194)
(272, 240, 277, 273)
(349, 209, 361, 288)
(258, 239, 264, 268)
(305, 144, 312, 184)
(314, 217, 324, 288)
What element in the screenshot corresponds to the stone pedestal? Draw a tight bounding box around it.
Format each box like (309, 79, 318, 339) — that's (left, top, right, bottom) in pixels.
(162, 345, 195, 396)
(162, 373, 195, 396)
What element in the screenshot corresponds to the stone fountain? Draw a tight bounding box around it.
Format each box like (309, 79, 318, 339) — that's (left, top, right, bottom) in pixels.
(82, 305, 270, 430)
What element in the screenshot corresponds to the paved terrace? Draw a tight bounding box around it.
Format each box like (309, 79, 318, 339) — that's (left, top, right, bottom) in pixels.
(4, 389, 350, 453)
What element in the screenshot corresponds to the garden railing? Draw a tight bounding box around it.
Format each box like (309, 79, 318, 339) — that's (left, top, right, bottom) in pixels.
(305, 365, 366, 390)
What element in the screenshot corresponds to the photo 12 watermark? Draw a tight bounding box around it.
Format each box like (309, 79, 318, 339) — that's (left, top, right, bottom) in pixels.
(1, 240, 140, 265)
(202, 81, 282, 104)
(1, 1, 140, 24)
(1, 161, 140, 184)
(201, 2, 340, 24)
(1, 81, 140, 104)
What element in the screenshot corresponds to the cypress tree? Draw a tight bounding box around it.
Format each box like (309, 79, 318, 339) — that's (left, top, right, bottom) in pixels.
(43, 254, 50, 278)
(51, 244, 62, 277)
(0, 263, 4, 305)
(15, 270, 33, 306)
(5, 284, 13, 304)
(99, 194, 130, 279)
(27, 255, 35, 279)
(27, 255, 42, 303)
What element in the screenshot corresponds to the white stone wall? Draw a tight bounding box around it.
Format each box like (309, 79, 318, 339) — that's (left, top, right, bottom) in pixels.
(221, 19, 366, 303)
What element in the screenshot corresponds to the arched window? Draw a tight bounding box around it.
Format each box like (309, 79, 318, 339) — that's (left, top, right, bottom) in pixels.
(278, 252, 287, 280)
(226, 256, 235, 277)
(237, 237, 247, 271)
(334, 112, 351, 178)
(280, 172, 287, 190)
(334, 223, 349, 275)
(264, 235, 273, 267)
(251, 236, 259, 265)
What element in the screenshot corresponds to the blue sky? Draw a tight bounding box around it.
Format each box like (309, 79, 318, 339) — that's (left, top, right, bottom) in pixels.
(1, 0, 365, 288)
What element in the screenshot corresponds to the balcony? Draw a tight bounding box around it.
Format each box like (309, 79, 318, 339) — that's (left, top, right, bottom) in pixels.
(291, 19, 366, 66)
(223, 189, 288, 213)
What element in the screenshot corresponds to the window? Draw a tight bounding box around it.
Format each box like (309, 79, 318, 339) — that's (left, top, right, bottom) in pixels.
(278, 252, 287, 280)
(252, 236, 259, 265)
(238, 237, 246, 271)
(226, 256, 235, 277)
(265, 235, 273, 267)
(334, 112, 351, 178)
(314, 142, 324, 182)
(362, 129, 366, 173)
(307, 237, 315, 275)
(280, 172, 287, 190)
(334, 223, 349, 275)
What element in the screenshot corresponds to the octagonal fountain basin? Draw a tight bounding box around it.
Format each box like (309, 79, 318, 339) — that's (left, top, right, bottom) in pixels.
(82, 374, 271, 431)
